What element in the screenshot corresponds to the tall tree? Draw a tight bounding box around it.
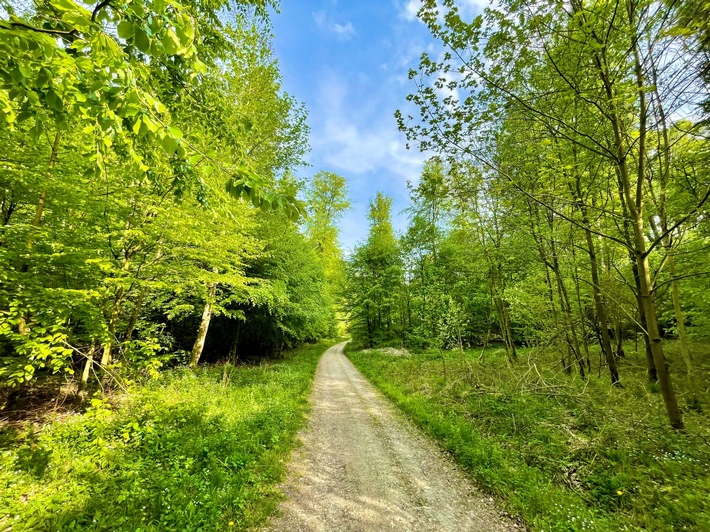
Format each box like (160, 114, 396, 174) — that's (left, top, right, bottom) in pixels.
(345, 193, 404, 347)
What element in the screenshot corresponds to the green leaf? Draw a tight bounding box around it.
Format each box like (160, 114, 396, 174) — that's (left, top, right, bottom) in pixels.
(175, 17, 195, 47)
(117, 20, 134, 40)
(142, 115, 160, 133)
(50, 0, 78, 12)
(168, 125, 183, 139)
(161, 134, 178, 154)
(162, 29, 181, 55)
(134, 27, 151, 54)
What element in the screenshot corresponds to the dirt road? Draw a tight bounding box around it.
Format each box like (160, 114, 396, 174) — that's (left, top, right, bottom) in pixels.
(269, 342, 519, 531)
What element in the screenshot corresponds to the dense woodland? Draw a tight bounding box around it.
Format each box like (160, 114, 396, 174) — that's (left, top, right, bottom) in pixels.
(1, 0, 709, 529)
(346, 0, 709, 430)
(0, 0, 347, 400)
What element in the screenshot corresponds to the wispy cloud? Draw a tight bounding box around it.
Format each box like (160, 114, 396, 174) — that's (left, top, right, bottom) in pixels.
(313, 11, 356, 40)
(397, 0, 490, 22)
(398, 0, 421, 21)
(307, 72, 430, 249)
(312, 74, 427, 184)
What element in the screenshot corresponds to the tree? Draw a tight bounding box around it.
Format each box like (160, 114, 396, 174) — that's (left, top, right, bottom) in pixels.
(397, 0, 710, 428)
(345, 193, 405, 347)
(304, 171, 350, 291)
(0, 5, 326, 395)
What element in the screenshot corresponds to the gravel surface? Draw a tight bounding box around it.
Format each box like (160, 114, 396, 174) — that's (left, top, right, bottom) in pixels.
(268, 342, 521, 532)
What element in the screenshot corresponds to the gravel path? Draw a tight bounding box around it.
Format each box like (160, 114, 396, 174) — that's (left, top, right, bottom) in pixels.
(268, 342, 520, 531)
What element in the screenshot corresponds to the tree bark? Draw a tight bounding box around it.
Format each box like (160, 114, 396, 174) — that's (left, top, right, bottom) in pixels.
(100, 288, 123, 378)
(77, 345, 95, 400)
(190, 282, 217, 368)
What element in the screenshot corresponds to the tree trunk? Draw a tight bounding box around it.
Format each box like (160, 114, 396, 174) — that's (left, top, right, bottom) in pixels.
(588, 5, 681, 427)
(123, 286, 146, 342)
(647, 48, 693, 375)
(572, 260, 592, 373)
(667, 254, 692, 373)
(490, 267, 517, 363)
(631, 260, 658, 382)
(581, 216, 619, 385)
(77, 345, 95, 400)
(190, 282, 216, 368)
(100, 289, 123, 379)
(552, 253, 585, 379)
(31, 131, 62, 229)
(18, 131, 62, 335)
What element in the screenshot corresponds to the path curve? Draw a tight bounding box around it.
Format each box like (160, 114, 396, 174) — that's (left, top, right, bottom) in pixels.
(269, 342, 520, 531)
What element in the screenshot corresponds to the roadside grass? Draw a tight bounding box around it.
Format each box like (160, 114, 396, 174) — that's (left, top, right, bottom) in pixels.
(0, 340, 331, 531)
(347, 340, 710, 532)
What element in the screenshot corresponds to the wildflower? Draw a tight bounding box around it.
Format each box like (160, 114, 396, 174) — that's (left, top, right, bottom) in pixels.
(617, 490, 623, 495)
(228, 521, 235, 526)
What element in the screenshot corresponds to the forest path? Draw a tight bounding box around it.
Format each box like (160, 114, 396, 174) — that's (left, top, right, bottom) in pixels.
(268, 342, 519, 531)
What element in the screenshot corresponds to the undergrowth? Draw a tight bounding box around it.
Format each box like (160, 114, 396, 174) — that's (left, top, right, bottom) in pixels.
(0, 340, 331, 531)
(347, 340, 710, 532)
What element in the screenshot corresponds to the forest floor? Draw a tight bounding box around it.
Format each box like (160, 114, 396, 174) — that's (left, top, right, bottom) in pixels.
(347, 340, 710, 532)
(0, 340, 332, 531)
(269, 342, 520, 531)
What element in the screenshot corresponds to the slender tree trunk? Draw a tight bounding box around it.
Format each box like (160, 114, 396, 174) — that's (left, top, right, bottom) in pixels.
(586, 4, 681, 426)
(100, 288, 123, 374)
(229, 322, 241, 364)
(490, 267, 517, 363)
(667, 254, 692, 373)
(631, 260, 658, 381)
(123, 286, 146, 342)
(551, 252, 585, 379)
(572, 260, 592, 373)
(575, 201, 618, 382)
(190, 282, 217, 368)
(581, 213, 619, 385)
(222, 323, 240, 387)
(31, 131, 62, 229)
(610, 34, 681, 427)
(77, 344, 95, 400)
(18, 131, 62, 335)
(648, 49, 693, 375)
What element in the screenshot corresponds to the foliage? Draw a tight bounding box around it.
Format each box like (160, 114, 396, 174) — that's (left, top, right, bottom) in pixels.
(0, 2, 339, 395)
(0, 340, 330, 531)
(303, 170, 350, 294)
(344, 192, 405, 348)
(235, 197, 337, 354)
(389, 0, 710, 428)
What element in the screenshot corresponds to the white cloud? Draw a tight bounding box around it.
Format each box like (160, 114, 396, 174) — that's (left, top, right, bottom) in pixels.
(313, 11, 356, 40)
(397, 0, 491, 23)
(307, 73, 430, 249)
(399, 0, 422, 21)
(333, 21, 355, 37)
(312, 76, 426, 183)
(458, 0, 490, 13)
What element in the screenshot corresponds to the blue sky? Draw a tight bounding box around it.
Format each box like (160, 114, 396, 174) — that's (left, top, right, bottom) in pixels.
(269, 1, 441, 252)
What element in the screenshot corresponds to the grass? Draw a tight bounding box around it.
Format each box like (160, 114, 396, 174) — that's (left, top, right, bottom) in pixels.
(347, 340, 710, 532)
(0, 340, 332, 531)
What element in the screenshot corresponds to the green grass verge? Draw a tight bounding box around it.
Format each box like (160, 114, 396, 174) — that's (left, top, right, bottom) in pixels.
(347, 342, 710, 532)
(0, 340, 332, 531)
